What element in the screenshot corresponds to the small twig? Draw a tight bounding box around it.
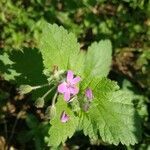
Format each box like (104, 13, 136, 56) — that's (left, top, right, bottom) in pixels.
(7, 111, 23, 147)
(4, 118, 8, 140)
(4, 118, 8, 150)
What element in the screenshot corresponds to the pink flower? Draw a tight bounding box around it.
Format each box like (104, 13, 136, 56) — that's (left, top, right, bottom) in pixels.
(58, 70, 81, 101)
(85, 88, 93, 101)
(60, 111, 69, 123)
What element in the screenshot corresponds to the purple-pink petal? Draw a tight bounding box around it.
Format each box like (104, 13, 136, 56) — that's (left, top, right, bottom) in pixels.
(58, 82, 67, 93)
(69, 86, 79, 95)
(67, 70, 74, 83)
(60, 111, 69, 123)
(64, 90, 71, 101)
(85, 88, 93, 101)
(71, 77, 81, 84)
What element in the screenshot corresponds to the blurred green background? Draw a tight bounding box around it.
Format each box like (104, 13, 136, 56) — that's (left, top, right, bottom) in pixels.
(0, 0, 150, 149)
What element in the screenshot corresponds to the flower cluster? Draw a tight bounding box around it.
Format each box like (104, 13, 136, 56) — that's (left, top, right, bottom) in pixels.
(18, 70, 93, 123)
(58, 70, 93, 123)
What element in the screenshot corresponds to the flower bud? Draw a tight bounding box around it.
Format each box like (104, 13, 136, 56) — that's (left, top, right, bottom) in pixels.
(35, 97, 44, 108)
(53, 70, 65, 80)
(45, 105, 56, 120)
(85, 88, 93, 101)
(83, 103, 90, 112)
(60, 111, 69, 123)
(18, 85, 33, 95)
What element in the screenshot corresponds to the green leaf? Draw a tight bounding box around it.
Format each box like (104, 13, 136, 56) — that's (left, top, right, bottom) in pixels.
(39, 23, 112, 78)
(0, 48, 49, 99)
(81, 77, 141, 145)
(78, 111, 97, 140)
(47, 96, 79, 146)
(39, 23, 84, 76)
(0, 52, 20, 81)
(84, 40, 112, 77)
(0, 53, 14, 65)
(80, 77, 119, 93)
(1, 69, 20, 81)
(70, 50, 85, 76)
(9, 48, 48, 99)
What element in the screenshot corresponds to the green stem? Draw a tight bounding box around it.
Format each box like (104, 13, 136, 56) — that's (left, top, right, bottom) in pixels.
(32, 83, 50, 90)
(42, 86, 56, 99)
(52, 92, 58, 106)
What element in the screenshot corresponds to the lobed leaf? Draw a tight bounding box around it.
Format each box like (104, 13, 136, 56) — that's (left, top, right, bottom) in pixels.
(39, 23, 84, 76)
(84, 40, 112, 77)
(80, 77, 141, 145)
(47, 96, 79, 146)
(78, 111, 98, 140)
(39, 23, 112, 78)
